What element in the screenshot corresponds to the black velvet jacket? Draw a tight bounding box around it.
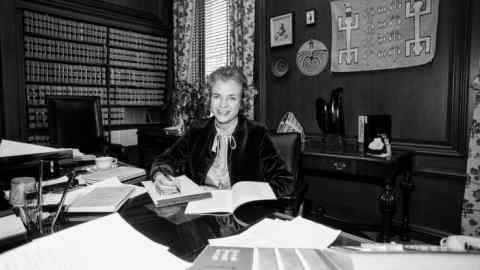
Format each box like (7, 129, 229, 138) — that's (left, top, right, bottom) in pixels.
(150, 116, 294, 197)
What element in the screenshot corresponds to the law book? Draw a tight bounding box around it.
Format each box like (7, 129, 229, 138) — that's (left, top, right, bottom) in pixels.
(142, 175, 212, 208)
(190, 245, 254, 270)
(184, 181, 276, 215)
(322, 246, 480, 270)
(191, 245, 337, 270)
(67, 185, 135, 213)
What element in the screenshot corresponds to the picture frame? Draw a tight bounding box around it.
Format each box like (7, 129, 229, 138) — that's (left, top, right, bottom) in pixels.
(270, 13, 293, 47)
(306, 9, 316, 25)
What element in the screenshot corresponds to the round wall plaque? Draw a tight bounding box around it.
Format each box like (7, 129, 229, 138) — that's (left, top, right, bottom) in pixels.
(271, 57, 289, 77)
(296, 39, 328, 76)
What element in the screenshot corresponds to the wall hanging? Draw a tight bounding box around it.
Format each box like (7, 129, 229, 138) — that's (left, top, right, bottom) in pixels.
(270, 13, 293, 47)
(271, 57, 289, 77)
(330, 0, 439, 72)
(296, 39, 328, 76)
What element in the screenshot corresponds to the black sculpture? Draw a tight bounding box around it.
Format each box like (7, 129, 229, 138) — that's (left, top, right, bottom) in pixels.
(315, 87, 345, 146)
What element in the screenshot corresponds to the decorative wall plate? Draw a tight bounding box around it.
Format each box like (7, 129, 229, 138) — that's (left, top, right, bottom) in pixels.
(296, 39, 328, 76)
(272, 57, 290, 77)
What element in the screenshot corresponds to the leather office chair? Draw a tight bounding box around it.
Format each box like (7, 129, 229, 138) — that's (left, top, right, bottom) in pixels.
(46, 95, 125, 159)
(269, 132, 306, 216)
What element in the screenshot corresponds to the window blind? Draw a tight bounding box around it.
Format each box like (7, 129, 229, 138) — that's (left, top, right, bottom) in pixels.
(204, 0, 230, 77)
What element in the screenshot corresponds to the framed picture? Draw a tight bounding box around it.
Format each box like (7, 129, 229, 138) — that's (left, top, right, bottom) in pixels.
(306, 9, 316, 25)
(270, 13, 293, 47)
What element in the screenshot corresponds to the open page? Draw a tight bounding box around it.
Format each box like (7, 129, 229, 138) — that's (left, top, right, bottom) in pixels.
(232, 181, 276, 210)
(184, 190, 233, 214)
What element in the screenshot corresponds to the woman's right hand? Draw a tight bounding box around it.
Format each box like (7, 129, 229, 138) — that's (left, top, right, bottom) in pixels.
(154, 172, 181, 194)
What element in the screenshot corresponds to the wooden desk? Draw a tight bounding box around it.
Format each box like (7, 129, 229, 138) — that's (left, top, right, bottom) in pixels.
(118, 195, 371, 261)
(302, 141, 415, 242)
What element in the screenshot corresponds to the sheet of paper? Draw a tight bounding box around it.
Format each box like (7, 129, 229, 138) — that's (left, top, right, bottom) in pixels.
(232, 181, 276, 209)
(0, 213, 191, 270)
(185, 190, 233, 214)
(0, 140, 63, 157)
(43, 177, 144, 206)
(0, 214, 26, 239)
(209, 217, 341, 249)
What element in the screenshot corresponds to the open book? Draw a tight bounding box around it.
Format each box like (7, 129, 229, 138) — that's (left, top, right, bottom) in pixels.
(184, 181, 276, 215)
(142, 175, 212, 207)
(322, 246, 480, 270)
(67, 185, 135, 213)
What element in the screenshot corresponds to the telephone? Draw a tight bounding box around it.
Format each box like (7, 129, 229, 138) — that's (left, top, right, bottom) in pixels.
(440, 235, 480, 252)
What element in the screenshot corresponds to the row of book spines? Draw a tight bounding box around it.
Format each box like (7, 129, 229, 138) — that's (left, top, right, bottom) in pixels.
(26, 85, 164, 106)
(24, 11, 169, 52)
(109, 89, 164, 106)
(102, 108, 125, 125)
(110, 69, 166, 87)
(25, 61, 106, 84)
(25, 35, 169, 68)
(24, 10, 107, 44)
(26, 86, 108, 106)
(25, 36, 106, 64)
(109, 29, 168, 53)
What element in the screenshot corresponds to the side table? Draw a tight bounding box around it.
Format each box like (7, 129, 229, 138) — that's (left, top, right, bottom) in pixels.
(302, 141, 415, 242)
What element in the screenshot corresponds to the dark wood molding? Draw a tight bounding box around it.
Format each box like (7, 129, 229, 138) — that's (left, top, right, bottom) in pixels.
(255, 0, 267, 123)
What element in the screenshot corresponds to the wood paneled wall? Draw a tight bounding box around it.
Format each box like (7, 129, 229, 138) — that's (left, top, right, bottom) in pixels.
(257, 0, 477, 237)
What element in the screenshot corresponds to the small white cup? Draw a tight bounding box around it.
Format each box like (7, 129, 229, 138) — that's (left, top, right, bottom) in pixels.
(95, 156, 117, 170)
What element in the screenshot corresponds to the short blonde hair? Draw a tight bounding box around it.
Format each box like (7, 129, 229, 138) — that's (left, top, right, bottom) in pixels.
(205, 66, 248, 113)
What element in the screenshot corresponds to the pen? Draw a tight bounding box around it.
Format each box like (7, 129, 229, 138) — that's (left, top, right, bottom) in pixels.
(165, 174, 181, 194)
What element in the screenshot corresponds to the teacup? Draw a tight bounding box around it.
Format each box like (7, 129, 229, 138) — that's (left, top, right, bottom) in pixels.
(95, 156, 117, 170)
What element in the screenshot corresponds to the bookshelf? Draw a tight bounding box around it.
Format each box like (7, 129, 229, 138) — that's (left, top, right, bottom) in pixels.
(22, 10, 169, 145)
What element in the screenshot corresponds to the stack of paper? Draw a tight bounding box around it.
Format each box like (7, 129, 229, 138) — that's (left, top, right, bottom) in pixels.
(67, 185, 135, 213)
(78, 166, 146, 184)
(0, 213, 191, 270)
(209, 216, 341, 249)
(43, 177, 146, 207)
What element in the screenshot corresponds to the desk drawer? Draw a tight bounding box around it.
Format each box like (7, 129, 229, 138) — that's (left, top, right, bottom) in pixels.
(303, 156, 357, 174)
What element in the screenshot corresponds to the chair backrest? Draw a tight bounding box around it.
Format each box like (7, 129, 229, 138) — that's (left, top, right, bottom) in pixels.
(47, 95, 103, 154)
(269, 132, 301, 184)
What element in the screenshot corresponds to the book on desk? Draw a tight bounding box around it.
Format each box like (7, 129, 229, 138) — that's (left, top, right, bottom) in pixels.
(184, 181, 276, 215)
(67, 185, 135, 213)
(142, 175, 211, 207)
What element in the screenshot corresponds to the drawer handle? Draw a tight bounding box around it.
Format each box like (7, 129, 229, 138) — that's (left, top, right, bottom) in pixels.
(333, 161, 346, 170)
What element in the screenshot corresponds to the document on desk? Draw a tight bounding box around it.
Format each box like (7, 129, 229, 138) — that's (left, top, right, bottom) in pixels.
(78, 166, 146, 184)
(0, 210, 27, 242)
(185, 181, 276, 215)
(209, 217, 341, 249)
(322, 246, 480, 270)
(0, 139, 63, 157)
(43, 177, 145, 207)
(66, 185, 135, 213)
(0, 213, 191, 270)
(142, 175, 212, 207)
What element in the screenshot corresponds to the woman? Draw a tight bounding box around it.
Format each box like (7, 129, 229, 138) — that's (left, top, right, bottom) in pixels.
(151, 66, 293, 198)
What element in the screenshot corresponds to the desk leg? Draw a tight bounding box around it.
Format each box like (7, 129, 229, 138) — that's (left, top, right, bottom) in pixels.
(400, 165, 414, 241)
(378, 177, 396, 242)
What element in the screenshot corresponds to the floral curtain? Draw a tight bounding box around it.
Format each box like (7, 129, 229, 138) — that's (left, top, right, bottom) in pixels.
(172, 0, 204, 129)
(228, 0, 257, 120)
(462, 62, 480, 236)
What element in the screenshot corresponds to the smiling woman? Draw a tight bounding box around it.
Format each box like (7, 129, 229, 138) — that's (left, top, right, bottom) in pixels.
(150, 66, 294, 199)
